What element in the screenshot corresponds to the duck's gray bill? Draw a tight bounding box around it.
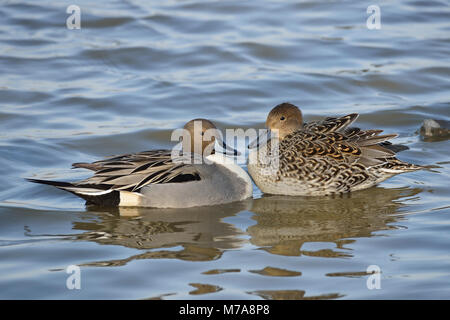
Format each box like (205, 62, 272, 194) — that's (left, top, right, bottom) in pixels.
(219, 139, 241, 156)
(248, 130, 271, 149)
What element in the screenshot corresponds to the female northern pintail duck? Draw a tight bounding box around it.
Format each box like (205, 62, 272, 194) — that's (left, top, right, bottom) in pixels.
(28, 119, 253, 208)
(248, 103, 423, 196)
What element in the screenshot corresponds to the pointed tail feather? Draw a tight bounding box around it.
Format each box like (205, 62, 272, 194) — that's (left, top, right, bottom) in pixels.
(26, 178, 120, 206)
(27, 178, 74, 188)
(379, 159, 424, 173)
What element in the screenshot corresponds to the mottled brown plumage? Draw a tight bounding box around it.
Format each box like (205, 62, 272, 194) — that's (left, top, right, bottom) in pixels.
(248, 102, 423, 196)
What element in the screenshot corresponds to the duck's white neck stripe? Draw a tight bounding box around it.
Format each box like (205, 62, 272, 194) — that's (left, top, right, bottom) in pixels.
(206, 153, 253, 198)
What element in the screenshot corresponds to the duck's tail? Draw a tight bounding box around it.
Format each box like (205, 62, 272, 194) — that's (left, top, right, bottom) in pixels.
(378, 158, 425, 174)
(26, 178, 120, 206)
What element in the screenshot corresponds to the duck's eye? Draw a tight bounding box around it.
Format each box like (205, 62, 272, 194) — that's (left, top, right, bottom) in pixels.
(201, 132, 205, 136)
(280, 116, 286, 121)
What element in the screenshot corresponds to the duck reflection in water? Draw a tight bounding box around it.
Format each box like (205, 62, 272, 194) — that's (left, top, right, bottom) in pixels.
(70, 186, 419, 269)
(72, 200, 251, 265)
(248, 186, 421, 257)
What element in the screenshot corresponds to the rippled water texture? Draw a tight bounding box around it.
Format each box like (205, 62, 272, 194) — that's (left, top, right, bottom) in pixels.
(1, 0, 449, 299)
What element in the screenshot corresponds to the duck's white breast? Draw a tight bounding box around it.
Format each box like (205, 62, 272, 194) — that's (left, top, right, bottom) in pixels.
(206, 153, 253, 199)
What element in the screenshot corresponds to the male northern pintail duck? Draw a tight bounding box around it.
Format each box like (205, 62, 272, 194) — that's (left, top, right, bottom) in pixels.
(248, 102, 423, 196)
(28, 119, 253, 208)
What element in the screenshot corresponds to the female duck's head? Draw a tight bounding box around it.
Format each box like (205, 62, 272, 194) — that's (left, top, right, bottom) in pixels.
(266, 103, 303, 139)
(249, 103, 303, 149)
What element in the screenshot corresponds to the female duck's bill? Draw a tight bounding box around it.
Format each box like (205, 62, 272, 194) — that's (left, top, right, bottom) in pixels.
(27, 118, 253, 208)
(247, 102, 423, 197)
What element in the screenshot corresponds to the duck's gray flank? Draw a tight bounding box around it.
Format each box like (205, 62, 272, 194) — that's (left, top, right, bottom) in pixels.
(28, 119, 253, 208)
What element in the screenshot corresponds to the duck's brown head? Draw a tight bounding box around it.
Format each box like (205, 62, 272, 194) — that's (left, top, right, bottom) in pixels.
(182, 119, 239, 156)
(266, 102, 303, 140)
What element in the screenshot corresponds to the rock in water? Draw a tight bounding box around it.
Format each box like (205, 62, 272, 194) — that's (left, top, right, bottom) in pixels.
(420, 119, 450, 141)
